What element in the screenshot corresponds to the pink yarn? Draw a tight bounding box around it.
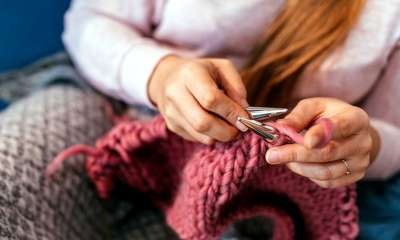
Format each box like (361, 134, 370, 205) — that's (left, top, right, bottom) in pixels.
(47, 116, 358, 240)
(266, 118, 333, 147)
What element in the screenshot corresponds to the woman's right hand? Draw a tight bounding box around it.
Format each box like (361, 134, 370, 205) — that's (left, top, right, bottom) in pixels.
(148, 56, 249, 144)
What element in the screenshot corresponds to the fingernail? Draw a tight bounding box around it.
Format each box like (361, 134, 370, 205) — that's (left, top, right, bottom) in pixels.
(307, 135, 320, 148)
(235, 119, 248, 132)
(266, 150, 280, 164)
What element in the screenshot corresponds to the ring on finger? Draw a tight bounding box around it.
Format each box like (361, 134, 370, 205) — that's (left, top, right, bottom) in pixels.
(342, 159, 351, 176)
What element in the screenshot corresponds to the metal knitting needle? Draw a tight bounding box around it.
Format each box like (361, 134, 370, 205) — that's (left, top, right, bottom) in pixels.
(237, 117, 278, 142)
(246, 107, 288, 121)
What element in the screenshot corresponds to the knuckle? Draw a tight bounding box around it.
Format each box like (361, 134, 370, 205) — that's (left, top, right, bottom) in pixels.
(180, 61, 200, 78)
(182, 61, 199, 71)
(164, 86, 177, 100)
(297, 98, 323, 113)
(349, 107, 369, 131)
(289, 150, 299, 162)
(192, 116, 212, 133)
(338, 118, 352, 137)
(201, 91, 219, 109)
(298, 99, 311, 108)
(356, 108, 369, 125)
(298, 98, 310, 105)
(219, 59, 234, 68)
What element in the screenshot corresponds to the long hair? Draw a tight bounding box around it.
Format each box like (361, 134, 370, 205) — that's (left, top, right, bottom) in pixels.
(241, 0, 366, 106)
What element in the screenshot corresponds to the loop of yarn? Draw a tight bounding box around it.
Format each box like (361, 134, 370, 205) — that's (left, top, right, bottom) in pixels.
(47, 115, 358, 240)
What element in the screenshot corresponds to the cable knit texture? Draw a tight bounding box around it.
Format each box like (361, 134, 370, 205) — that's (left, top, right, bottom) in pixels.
(48, 116, 358, 240)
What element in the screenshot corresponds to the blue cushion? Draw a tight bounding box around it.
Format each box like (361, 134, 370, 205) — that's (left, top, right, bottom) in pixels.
(0, 0, 71, 72)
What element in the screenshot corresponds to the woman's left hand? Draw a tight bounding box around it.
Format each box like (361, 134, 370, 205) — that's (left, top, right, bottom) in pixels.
(265, 98, 379, 188)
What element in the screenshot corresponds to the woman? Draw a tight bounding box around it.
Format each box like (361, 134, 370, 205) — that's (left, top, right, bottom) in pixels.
(63, 0, 400, 186)
(0, 0, 398, 239)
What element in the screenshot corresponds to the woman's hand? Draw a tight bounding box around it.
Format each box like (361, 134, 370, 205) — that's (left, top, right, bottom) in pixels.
(148, 56, 249, 144)
(265, 98, 380, 188)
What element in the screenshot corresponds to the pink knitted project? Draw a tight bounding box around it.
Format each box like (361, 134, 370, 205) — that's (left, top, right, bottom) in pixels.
(47, 116, 358, 240)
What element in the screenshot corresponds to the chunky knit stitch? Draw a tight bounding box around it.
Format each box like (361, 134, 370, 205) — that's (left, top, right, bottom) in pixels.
(48, 116, 358, 240)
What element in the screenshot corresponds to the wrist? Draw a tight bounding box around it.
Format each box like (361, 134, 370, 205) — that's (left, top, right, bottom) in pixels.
(148, 55, 186, 106)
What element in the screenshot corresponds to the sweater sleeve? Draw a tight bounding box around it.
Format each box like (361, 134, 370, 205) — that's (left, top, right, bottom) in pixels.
(364, 41, 400, 180)
(62, 0, 190, 106)
(366, 119, 400, 179)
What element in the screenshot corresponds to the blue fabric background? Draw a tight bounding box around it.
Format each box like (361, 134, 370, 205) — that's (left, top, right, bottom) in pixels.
(0, 0, 70, 72)
(357, 174, 400, 240)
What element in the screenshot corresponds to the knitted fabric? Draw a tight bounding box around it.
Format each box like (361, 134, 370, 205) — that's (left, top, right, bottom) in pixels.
(0, 85, 181, 240)
(48, 116, 359, 240)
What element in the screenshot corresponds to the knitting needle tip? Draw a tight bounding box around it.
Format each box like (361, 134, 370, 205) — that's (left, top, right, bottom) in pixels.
(246, 107, 288, 121)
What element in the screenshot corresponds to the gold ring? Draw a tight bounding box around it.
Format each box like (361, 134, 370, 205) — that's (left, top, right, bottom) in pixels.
(342, 159, 351, 176)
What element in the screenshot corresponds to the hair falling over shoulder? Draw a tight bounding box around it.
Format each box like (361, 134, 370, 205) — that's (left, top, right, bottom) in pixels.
(241, 0, 365, 106)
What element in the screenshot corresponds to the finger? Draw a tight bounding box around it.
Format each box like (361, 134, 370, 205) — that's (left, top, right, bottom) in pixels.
(266, 142, 338, 164)
(163, 107, 214, 145)
(304, 109, 368, 149)
(303, 118, 333, 149)
(328, 109, 369, 140)
(286, 155, 370, 181)
(164, 111, 201, 143)
(277, 99, 324, 131)
(170, 85, 239, 142)
(266, 133, 369, 164)
(179, 118, 216, 145)
(310, 171, 366, 188)
(266, 144, 329, 165)
(165, 118, 206, 143)
(184, 66, 249, 131)
(210, 59, 248, 107)
(166, 121, 196, 142)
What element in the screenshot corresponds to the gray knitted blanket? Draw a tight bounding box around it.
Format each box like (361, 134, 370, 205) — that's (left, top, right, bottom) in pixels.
(0, 54, 177, 240)
(0, 54, 273, 240)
